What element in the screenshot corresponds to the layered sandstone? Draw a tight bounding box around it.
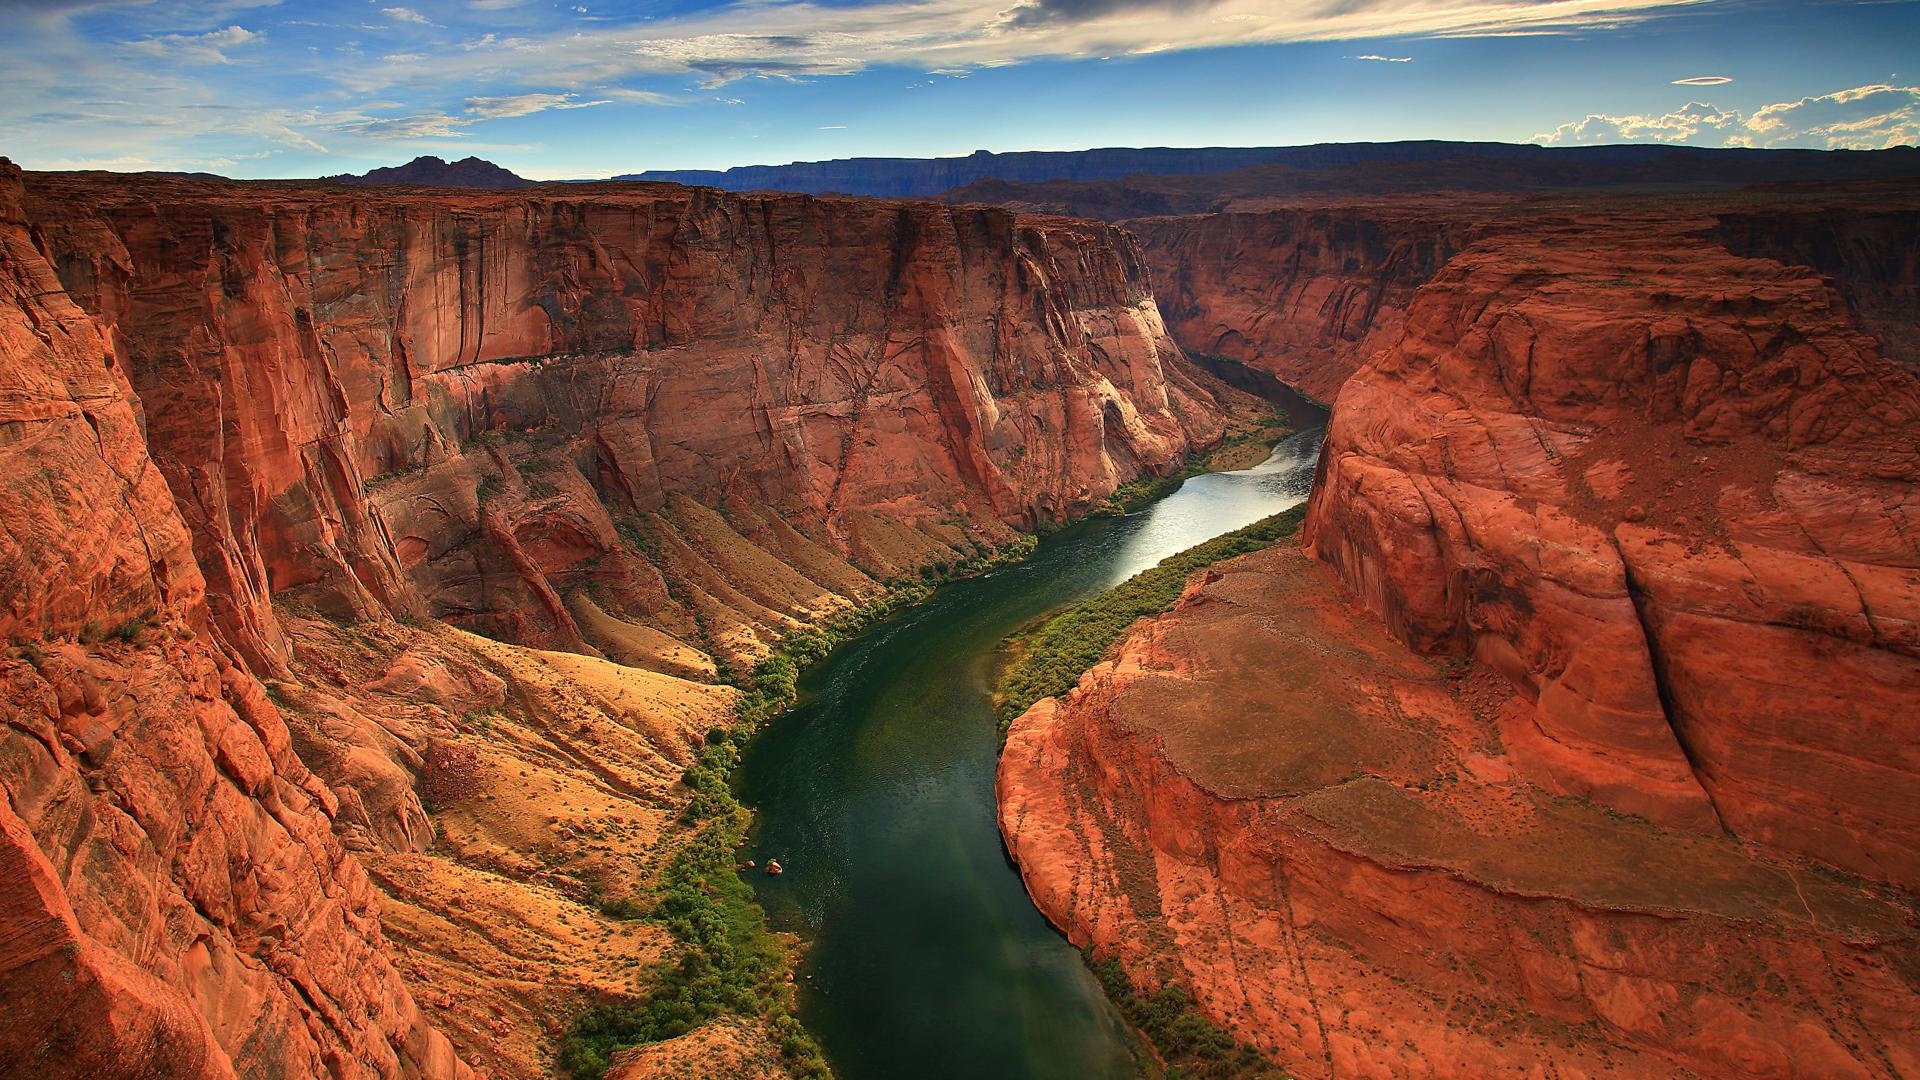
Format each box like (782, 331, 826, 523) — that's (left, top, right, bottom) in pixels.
(1001, 544, 1918, 1078)
(1000, 192, 1920, 1078)
(1303, 207, 1920, 877)
(26, 172, 1226, 673)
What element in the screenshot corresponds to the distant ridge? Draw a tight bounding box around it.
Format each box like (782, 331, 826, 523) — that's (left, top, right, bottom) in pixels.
(620, 141, 1920, 199)
(324, 155, 533, 189)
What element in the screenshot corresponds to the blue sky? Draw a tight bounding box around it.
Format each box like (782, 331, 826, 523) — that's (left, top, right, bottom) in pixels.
(1, 0, 1914, 179)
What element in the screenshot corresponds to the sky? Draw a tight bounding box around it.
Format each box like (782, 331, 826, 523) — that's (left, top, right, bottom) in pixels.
(1, 0, 1915, 179)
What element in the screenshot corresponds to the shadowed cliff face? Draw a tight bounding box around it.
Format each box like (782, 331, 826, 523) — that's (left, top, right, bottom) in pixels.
(2, 163, 1236, 1079)
(1131, 208, 1480, 401)
(999, 191, 1920, 1079)
(1709, 205, 1920, 372)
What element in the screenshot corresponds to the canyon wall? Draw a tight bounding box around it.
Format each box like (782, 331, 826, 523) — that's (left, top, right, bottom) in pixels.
(1000, 193, 1920, 1078)
(4, 162, 1232, 1077)
(25, 172, 1227, 675)
(1130, 209, 1479, 401)
(0, 158, 468, 1078)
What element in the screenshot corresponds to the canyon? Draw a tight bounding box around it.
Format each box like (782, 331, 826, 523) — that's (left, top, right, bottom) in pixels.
(3, 138, 1917, 1080)
(0, 157, 1235, 1077)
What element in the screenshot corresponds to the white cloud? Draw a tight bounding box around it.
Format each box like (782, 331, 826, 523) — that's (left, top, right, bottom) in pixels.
(330, 110, 467, 138)
(129, 24, 262, 65)
(1748, 83, 1920, 148)
(1354, 54, 1412, 62)
(1534, 99, 1744, 144)
(1672, 75, 1731, 86)
(1534, 84, 1920, 150)
(381, 7, 429, 23)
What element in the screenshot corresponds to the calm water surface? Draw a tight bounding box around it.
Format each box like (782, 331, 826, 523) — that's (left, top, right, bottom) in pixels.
(736, 425, 1324, 1080)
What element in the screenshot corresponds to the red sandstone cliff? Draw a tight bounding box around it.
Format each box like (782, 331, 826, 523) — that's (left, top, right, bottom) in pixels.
(1000, 192, 1920, 1078)
(1, 159, 469, 1077)
(26, 173, 1227, 674)
(5, 162, 1235, 1077)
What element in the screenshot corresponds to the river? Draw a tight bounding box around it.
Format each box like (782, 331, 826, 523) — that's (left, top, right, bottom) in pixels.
(735, 422, 1325, 1080)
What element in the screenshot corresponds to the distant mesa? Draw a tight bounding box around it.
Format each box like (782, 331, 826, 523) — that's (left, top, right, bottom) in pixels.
(618, 140, 1920, 199)
(323, 155, 533, 189)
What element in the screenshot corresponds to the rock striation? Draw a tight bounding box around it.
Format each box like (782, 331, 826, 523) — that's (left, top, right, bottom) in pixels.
(1000, 190, 1920, 1078)
(25, 171, 1225, 673)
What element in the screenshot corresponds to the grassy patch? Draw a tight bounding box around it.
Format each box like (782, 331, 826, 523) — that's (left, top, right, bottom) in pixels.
(559, 534, 1038, 1079)
(994, 505, 1306, 731)
(1088, 953, 1288, 1079)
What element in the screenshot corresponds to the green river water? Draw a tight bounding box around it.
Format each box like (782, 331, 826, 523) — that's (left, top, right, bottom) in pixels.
(735, 422, 1324, 1080)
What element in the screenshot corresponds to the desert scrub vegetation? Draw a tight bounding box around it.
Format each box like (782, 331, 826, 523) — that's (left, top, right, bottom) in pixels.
(994, 504, 1307, 731)
(558, 780, 830, 1080)
(1087, 953, 1289, 1079)
(560, 534, 1040, 1079)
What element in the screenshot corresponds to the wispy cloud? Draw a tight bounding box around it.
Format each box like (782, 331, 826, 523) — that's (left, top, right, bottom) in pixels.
(326, 0, 1701, 97)
(1534, 83, 1920, 149)
(1672, 74, 1731, 85)
(129, 24, 262, 65)
(0, 0, 1796, 176)
(464, 92, 611, 118)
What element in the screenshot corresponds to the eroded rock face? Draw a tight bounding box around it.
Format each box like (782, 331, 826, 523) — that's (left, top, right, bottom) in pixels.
(1001, 545, 1919, 1079)
(25, 173, 1226, 671)
(1000, 194, 1920, 1078)
(1303, 210, 1920, 879)
(1, 158, 467, 1078)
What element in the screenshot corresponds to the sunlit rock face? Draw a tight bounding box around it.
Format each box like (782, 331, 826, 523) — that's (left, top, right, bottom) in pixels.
(1001, 190, 1920, 1080)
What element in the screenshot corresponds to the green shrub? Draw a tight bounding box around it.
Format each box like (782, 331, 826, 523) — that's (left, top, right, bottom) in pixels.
(995, 505, 1307, 731)
(558, 753, 829, 1079)
(1087, 953, 1288, 1079)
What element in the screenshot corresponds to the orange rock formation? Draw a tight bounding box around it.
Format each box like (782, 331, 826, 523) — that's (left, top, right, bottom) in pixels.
(1000, 191, 1920, 1078)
